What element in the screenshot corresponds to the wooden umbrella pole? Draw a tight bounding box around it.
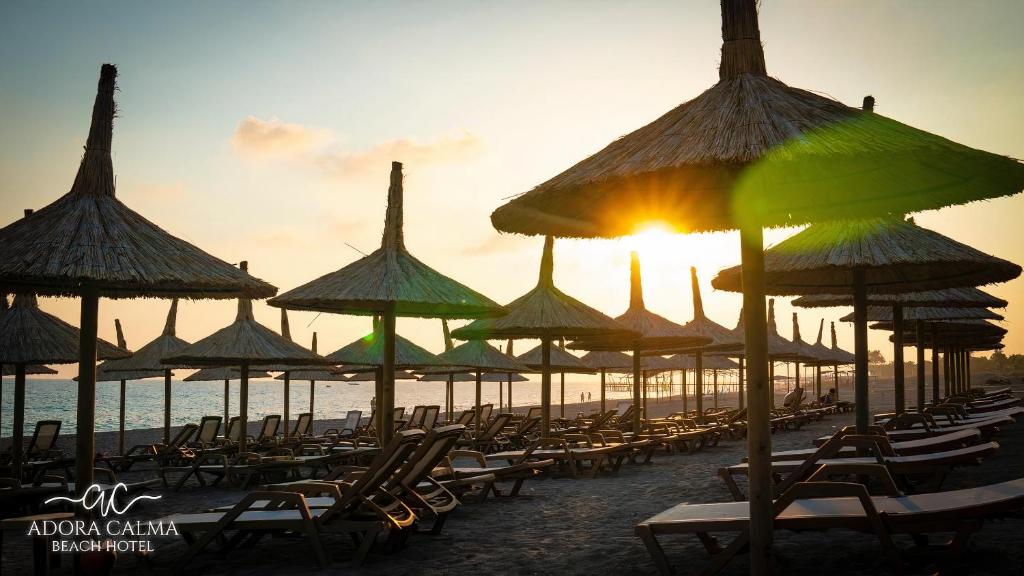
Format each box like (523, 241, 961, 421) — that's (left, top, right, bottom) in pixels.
(853, 269, 869, 433)
(915, 320, 926, 409)
(309, 380, 315, 418)
(541, 336, 552, 435)
(475, 369, 482, 437)
(966, 351, 972, 391)
(283, 371, 290, 439)
(713, 369, 718, 410)
(642, 370, 648, 418)
(223, 379, 230, 425)
(769, 362, 775, 408)
(943, 346, 951, 398)
(507, 374, 513, 413)
(815, 365, 821, 403)
(738, 357, 745, 410)
(445, 375, 452, 421)
(681, 368, 688, 413)
(119, 379, 126, 455)
(600, 368, 606, 414)
(12, 364, 26, 480)
(631, 347, 642, 433)
(695, 352, 704, 417)
(740, 225, 771, 575)
(381, 305, 397, 445)
(892, 304, 905, 412)
(75, 288, 99, 491)
(559, 372, 565, 418)
(163, 368, 172, 445)
(833, 364, 839, 402)
(931, 341, 940, 404)
(374, 367, 384, 442)
(239, 364, 249, 453)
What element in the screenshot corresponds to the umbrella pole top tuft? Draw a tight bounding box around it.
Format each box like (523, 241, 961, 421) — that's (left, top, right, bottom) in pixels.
(163, 298, 178, 337)
(690, 266, 705, 319)
(382, 161, 405, 251)
(863, 95, 875, 112)
(629, 251, 644, 310)
(114, 318, 126, 349)
(71, 63, 116, 199)
(538, 236, 555, 289)
(719, 0, 766, 79)
(280, 308, 291, 341)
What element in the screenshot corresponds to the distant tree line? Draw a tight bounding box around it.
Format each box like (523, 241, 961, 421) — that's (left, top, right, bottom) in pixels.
(863, 349, 1023, 378)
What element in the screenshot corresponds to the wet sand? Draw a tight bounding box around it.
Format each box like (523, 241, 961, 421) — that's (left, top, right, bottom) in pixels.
(2, 377, 1022, 575)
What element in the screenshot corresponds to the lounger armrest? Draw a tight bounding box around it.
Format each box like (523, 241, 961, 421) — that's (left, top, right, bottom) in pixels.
(33, 474, 67, 487)
(92, 467, 117, 484)
(450, 450, 487, 467)
(804, 463, 902, 496)
(285, 482, 345, 499)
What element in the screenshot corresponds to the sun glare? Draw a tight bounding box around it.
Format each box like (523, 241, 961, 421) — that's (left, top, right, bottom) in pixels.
(622, 222, 676, 258)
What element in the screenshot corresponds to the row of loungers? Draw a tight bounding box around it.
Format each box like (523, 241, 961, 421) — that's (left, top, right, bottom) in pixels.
(637, 386, 1024, 575)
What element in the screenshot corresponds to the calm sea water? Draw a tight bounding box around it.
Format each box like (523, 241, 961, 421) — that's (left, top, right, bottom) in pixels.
(0, 376, 690, 436)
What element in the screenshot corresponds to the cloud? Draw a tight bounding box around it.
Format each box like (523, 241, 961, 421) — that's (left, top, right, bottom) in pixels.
(316, 131, 482, 176)
(462, 232, 525, 256)
(231, 116, 333, 158)
(231, 116, 481, 175)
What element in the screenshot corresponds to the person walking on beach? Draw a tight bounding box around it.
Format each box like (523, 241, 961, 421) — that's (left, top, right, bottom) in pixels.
(587, 391, 592, 404)
(580, 392, 585, 404)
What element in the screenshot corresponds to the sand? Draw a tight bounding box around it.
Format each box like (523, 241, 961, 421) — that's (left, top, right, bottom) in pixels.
(2, 377, 1022, 575)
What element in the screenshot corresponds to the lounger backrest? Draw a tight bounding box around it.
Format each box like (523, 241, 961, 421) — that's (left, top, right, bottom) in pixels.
(455, 410, 475, 426)
(259, 414, 282, 440)
(170, 423, 198, 448)
(393, 406, 405, 421)
(614, 401, 632, 415)
(525, 406, 542, 420)
(478, 403, 493, 423)
(517, 416, 540, 435)
(291, 413, 313, 436)
(326, 429, 425, 518)
(196, 416, 222, 444)
(407, 406, 427, 429)
(386, 425, 465, 492)
(28, 420, 62, 454)
(342, 410, 362, 431)
(421, 405, 440, 429)
(225, 416, 242, 442)
(477, 413, 514, 441)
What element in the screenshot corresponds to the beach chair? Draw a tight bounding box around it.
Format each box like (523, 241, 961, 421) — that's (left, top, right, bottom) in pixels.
(289, 413, 313, 438)
(457, 413, 514, 453)
(324, 410, 362, 438)
(453, 410, 475, 426)
(167, 429, 425, 569)
(421, 405, 440, 429)
(767, 428, 982, 462)
(477, 403, 494, 425)
(502, 415, 541, 449)
(187, 416, 223, 449)
(439, 442, 555, 499)
(24, 420, 63, 461)
(110, 423, 198, 472)
(248, 414, 283, 448)
(382, 425, 467, 533)
(401, 406, 427, 431)
(636, 477, 1024, 576)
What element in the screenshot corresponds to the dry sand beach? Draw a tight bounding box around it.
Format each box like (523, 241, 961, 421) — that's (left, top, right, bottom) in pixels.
(2, 377, 1022, 576)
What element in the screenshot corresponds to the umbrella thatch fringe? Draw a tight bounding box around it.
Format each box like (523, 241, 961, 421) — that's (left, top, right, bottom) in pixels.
(327, 323, 447, 369)
(453, 236, 634, 340)
(0, 65, 276, 299)
(517, 344, 593, 374)
(839, 306, 1002, 323)
(660, 354, 738, 371)
(712, 217, 1022, 295)
(270, 162, 502, 319)
(794, 287, 1008, 309)
(185, 367, 271, 381)
(872, 319, 1006, 337)
(0, 294, 128, 365)
(420, 372, 527, 383)
(2, 365, 56, 376)
(579, 350, 633, 371)
(436, 340, 532, 373)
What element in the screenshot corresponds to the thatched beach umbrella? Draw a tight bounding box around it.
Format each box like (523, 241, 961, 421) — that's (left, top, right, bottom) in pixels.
(0, 294, 128, 479)
(255, 309, 306, 437)
(890, 323, 1005, 397)
(798, 288, 1006, 406)
(0, 65, 275, 489)
(104, 300, 192, 445)
(275, 333, 344, 421)
(269, 162, 503, 443)
(0, 296, 55, 439)
(579, 350, 633, 413)
(488, 0, 1024, 565)
(517, 342, 594, 417)
(569, 252, 709, 427)
(451, 236, 635, 434)
(184, 366, 271, 427)
(435, 340, 531, 435)
(164, 264, 326, 453)
(713, 217, 1021, 432)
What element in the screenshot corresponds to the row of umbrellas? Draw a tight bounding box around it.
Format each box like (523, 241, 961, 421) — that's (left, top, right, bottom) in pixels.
(0, 3, 1020, 572)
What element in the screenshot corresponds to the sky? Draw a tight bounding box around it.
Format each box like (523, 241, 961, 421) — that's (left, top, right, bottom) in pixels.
(1, 0, 1022, 378)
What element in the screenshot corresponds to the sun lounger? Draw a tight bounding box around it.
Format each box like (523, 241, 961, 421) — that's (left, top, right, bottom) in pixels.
(636, 478, 1024, 575)
(187, 416, 223, 449)
(107, 423, 198, 472)
(457, 413, 514, 452)
(437, 444, 554, 500)
(766, 428, 982, 462)
(165, 431, 425, 569)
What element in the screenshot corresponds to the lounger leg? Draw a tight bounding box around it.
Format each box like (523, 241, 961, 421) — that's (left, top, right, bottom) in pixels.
(718, 469, 746, 502)
(510, 478, 525, 497)
(352, 526, 381, 565)
(637, 526, 675, 576)
(700, 530, 750, 576)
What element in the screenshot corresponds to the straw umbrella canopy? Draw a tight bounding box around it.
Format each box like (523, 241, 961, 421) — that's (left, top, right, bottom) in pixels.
(713, 216, 1021, 427)
(830, 323, 856, 365)
(252, 309, 306, 437)
(793, 287, 1007, 309)
(271, 333, 343, 421)
(2, 365, 56, 376)
(578, 350, 631, 413)
(0, 294, 128, 478)
(344, 370, 418, 382)
(435, 340, 532, 435)
(488, 0, 1024, 565)
(517, 341, 593, 418)
(451, 236, 636, 434)
(185, 366, 271, 427)
(269, 162, 503, 443)
(164, 267, 327, 453)
(418, 372, 527, 383)
(0, 65, 275, 489)
(841, 307, 1002, 323)
(104, 299, 193, 445)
